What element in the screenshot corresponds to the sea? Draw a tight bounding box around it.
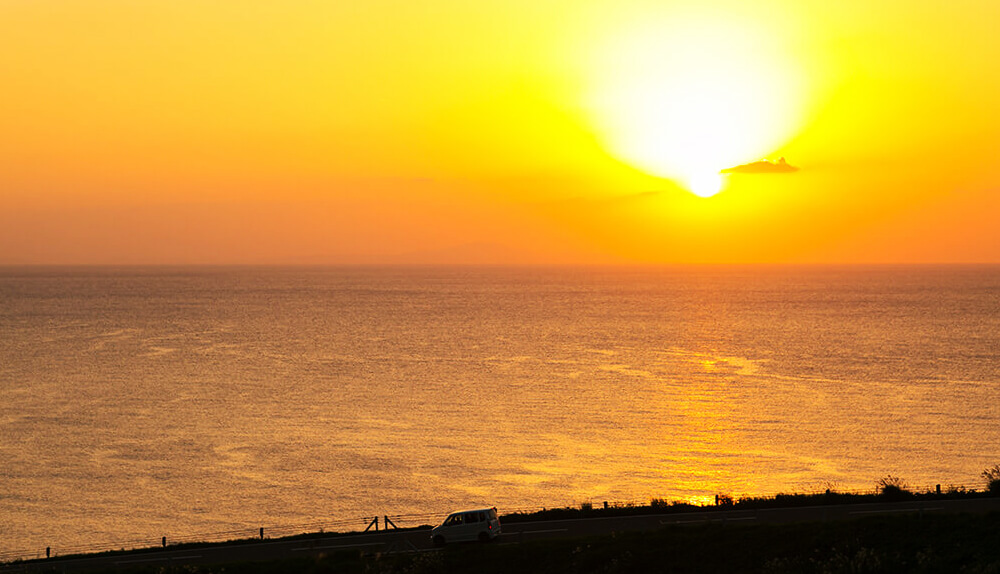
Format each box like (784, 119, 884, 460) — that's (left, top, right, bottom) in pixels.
(1, 265, 998, 557)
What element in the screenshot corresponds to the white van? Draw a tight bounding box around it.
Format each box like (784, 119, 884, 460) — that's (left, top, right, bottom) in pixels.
(430, 508, 501, 546)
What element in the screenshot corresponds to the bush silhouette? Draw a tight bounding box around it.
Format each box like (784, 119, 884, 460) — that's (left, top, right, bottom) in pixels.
(982, 465, 1000, 495)
(877, 475, 912, 501)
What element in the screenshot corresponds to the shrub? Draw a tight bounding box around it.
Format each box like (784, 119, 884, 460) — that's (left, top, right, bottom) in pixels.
(877, 475, 912, 500)
(982, 465, 1000, 494)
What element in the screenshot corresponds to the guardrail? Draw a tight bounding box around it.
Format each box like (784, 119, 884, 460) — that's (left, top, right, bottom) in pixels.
(0, 510, 470, 564)
(0, 516, 375, 564)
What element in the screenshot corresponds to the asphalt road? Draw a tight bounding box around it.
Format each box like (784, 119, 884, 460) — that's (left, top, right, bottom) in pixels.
(6, 497, 1000, 572)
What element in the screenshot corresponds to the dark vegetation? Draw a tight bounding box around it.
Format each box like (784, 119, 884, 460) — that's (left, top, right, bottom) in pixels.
(501, 474, 1000, 523)
(982, 465, 1000, 495)
(7, 471, 1000, 573)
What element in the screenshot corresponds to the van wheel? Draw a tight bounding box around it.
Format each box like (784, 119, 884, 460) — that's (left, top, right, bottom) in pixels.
(433, 535, 445, 547)
(478, 532, 490, 543)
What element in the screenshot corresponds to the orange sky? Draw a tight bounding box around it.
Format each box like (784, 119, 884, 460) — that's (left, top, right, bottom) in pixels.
(1, 0, 997, 264)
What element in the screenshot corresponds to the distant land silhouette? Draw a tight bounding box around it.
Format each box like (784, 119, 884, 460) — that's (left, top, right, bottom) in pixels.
(721, 157, 799, 174)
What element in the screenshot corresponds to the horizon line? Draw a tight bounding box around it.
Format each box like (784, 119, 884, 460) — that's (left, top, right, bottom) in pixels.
(2, 262, 999, 269)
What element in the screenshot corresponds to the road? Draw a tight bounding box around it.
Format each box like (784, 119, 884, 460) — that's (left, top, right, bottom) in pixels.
(5, 497, 1000, 572)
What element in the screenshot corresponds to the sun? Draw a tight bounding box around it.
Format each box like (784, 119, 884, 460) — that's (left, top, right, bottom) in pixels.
(688, 172, 724, 198)
(584, 12, 808, 197)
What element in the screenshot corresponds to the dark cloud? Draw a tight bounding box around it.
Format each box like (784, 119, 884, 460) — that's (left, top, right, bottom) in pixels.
(721, 157, 799, 174)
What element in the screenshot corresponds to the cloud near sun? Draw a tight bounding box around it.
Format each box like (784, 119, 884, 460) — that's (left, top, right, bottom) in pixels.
(720, 158, 800, 174)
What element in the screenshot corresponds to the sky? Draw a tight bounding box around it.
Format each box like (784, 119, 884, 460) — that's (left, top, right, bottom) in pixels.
(1, 0, 997, 264)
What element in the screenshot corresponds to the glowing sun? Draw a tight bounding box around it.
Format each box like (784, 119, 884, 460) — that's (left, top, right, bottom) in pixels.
(586, 13, 808, 197)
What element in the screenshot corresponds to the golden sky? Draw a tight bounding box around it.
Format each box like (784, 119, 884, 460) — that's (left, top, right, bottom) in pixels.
(1, 0, 997, 264)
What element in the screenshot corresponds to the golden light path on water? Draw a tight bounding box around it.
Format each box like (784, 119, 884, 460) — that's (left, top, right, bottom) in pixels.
(583, 11, 811, 197)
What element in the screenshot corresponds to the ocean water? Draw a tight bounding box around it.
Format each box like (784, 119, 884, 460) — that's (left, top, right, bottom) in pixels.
(1, 265, 999, 556)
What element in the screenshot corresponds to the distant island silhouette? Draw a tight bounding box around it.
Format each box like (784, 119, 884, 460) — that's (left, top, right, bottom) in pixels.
(720, 157, 799, 174)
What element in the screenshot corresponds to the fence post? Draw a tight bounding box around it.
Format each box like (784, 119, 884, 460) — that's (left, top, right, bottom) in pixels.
(46, 547, 50, 559)
(162, 536, 166, 548)
(384, 515, 397, 530)
(260, 527, 265, 540)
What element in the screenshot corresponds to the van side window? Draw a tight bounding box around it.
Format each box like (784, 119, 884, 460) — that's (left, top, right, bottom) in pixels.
(445, 514, 463, 526)
(471, 512, 484, 522)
